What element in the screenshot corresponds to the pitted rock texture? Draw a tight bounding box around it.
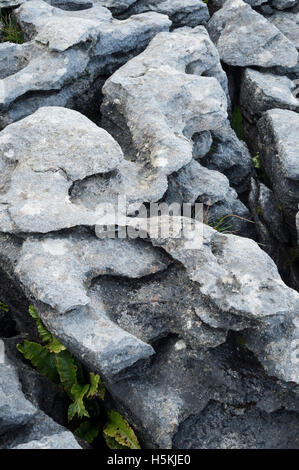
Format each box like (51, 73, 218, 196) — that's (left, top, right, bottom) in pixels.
(100, 27, 234, 210)
(207, 0, 298, 68)
(1, 0, 299, 450)
(0, 107, 125, 233)
(1, 215, 298, 385)
(0, 0, 171, 129)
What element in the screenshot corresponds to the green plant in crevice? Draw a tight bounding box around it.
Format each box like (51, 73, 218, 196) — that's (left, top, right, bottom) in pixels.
(208, 214, 235, 234)
(104, 410, 141, 449)
(17, 305, 140, 448)
(252, 152, 261, 170)
(0, 301, 9, 312)
(231, 105, 243, 141)
(203, 205, 254, 235)
(0, 11, 24, 44)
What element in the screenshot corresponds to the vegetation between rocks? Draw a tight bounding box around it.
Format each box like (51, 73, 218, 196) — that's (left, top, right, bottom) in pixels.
(17, 305, 141, 449)
(0, 10, 24, 44)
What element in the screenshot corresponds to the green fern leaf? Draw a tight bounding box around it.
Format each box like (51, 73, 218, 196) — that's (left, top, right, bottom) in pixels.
(29, 305, 53, 344)
(55, 349, 78, 394)
(46, 337, 66, 354)
(74, 421, 100, 444)
(68, 384, 90, 421)
(87, 372, 105, 400)
(0, 301, 9, 312)
(103, 410, 141, 449)
(17, 340, 59, 383)
(105, 435, 128, 449)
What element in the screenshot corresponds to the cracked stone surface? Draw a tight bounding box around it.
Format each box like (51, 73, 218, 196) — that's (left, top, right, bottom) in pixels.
(0, 0, 171, 129)
(1, 0, 299, 449)
(109, 336, 299, 448)
(100, 27, 229, 208)
(208, 0, 298, 68)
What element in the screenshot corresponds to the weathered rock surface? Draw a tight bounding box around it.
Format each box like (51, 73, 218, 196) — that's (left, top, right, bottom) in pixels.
(249, 178, 292, 286)
(99, 0, 210, 28)
(271, 0, 298, 9)
(110, 336, 299, 448)
(101, 27, 230, 207)
(0, 0, 171, 129)
(240, 68, 299, 123)
(195, 120, 253, 194)
(164, 159, 253, 237)
(0, 355, 81, 449)
(2, 215, 298, 386)
(257, 109, 299, 236)
(1, 0, 299, 449)
(0, 107, 125, 233)
(268, 10, 299, 49)
(208, 0, 298, 68)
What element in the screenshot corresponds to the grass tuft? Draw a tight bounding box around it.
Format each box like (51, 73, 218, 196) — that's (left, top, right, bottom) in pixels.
(0, 12, 24, 44)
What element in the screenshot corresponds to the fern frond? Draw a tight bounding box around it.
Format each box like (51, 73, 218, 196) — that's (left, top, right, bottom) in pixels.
(29, 305, 53, 343)
(68, 384, 90, 421)
(103, 410, 141, 449)
(17, 340, 59, 383)
(87, 372, 105, 400)
(74, 421, 100, 444)
(55, 349, 78, 395)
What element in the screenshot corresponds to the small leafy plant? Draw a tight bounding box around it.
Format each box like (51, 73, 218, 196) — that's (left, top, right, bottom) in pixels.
(253, 153, 261, 170)
(0, 301, 9, 312)
(17, 305, 140, 448)
(0, 11, 24, 44)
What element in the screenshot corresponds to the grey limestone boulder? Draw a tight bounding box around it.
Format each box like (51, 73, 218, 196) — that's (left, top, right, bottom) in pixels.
(257, 109, 299, 236)
(196, 120, 253, 194)
(240, 68, 299, 123)
(268, 10, 299, 50)
(0, 0, 171, 129)
(164, 158, 253, 237)
(208, 0, 298, 68)
(99, 0, 210, 28)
